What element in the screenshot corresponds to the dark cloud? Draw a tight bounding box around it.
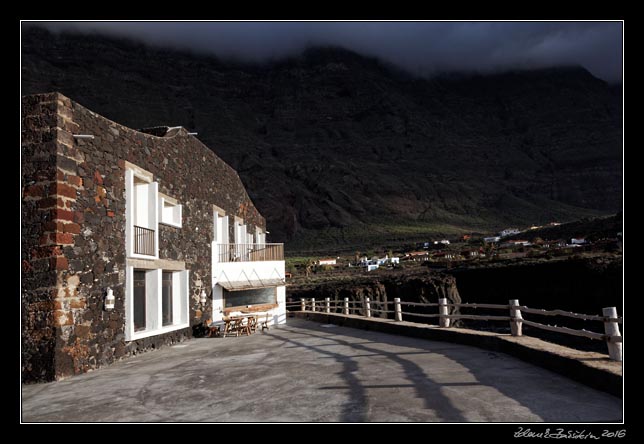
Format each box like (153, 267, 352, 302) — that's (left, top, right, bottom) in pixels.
(27, 21, 623, 82)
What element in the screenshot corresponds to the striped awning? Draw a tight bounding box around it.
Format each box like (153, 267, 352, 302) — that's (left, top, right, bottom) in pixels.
(218, 278, 285, 292)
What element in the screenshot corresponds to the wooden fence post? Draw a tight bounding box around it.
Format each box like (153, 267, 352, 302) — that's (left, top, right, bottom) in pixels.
(325, 297, 331, 313)
(311, 298, 316, 312)
(394, 298, 402, 322)
(438, 298, 450, 327)
(365, 297, 371, 318)
(344, 298, 350, 315)
(602, 307, 622, 362)
(510, 299, 523, 336)
(301, 298, 306, 312)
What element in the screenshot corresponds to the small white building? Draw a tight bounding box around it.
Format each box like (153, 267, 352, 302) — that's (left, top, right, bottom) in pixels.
(500, 228, 521, 238)
(318, 258, 337, 266)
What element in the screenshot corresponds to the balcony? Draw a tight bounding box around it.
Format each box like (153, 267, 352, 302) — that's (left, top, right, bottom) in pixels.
(134, 225, 155, 256)
(217, 243, 284, 263)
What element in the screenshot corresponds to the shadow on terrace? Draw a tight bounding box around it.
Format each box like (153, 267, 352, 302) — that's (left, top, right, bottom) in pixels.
(21, 318, 622, 422)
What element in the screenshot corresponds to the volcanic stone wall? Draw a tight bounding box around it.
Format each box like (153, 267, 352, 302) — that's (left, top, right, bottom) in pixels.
(22, 92, 264, 382)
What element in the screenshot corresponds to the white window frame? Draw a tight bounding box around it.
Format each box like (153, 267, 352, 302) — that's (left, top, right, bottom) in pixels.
(234, 216, 245, 245)
(125, 266, 190, 341)
(256, 227, 265, 246)
(125, 163, 159, 260)
(212, 205, 228, 244)
(159, 193, 182, 228)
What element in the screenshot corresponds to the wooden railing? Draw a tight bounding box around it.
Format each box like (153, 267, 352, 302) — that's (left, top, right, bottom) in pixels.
(286, 297, 623, 361)
(134, 225, 155, 256)
(217, 243, 284, 263)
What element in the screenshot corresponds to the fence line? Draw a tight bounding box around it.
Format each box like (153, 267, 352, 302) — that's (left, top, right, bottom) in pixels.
(290, 296, 622, 361)
(521, 319, 606, 341)
(519, 306, 605, 322)
(444, 314, 511, 322)
(451, 303, 510, 309)
(400, 301, 439, 307)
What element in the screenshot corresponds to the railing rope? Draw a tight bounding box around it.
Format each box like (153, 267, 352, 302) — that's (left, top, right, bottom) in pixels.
(394, 298, 402, 322)
(438, 298, 450, 328)
(365, 297, 371, 318)
(603, 306, 622, 362)
(510, 299, 523, 337)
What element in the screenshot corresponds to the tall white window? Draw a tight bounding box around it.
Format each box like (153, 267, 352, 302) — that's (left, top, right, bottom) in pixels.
(213, 209, 228, 244)
(125, 167, 159, 259)
(256, 227, 265, 245)
(234, 217, 247, 245)
(125, 267, 189, 341)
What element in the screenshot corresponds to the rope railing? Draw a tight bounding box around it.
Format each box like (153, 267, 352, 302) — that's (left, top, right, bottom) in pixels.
(289, 295, 622, 362)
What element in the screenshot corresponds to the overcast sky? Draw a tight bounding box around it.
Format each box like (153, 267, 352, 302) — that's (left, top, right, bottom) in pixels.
(29, 21, 623, 83)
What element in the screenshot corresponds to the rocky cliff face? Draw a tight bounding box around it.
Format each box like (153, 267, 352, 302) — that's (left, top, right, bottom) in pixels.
(21, 27, 623, 252)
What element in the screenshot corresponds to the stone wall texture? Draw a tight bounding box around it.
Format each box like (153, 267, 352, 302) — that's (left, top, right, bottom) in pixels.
(22, 92, 265, 382)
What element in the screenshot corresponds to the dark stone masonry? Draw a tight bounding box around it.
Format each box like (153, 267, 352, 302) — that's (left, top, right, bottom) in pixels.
(22, 92, 265, 382)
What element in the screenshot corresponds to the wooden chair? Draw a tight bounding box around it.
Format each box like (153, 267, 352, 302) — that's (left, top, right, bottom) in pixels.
(205, 319, 225, 337)
(248, 315, 258, 333)
(260, 313, 271, 332)
(237, 316, 251, 336)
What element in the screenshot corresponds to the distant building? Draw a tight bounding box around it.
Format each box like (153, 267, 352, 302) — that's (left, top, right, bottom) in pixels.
(571, 238, 587, 245)
(461, 249, 480, 258)
(434, 239, 450, 245)
(366, 264, 379, 271)
(402, 251, 430, 262)
(318, 258, 337, 266)
(432, 251, 456, 260)
(484, 236, 501, 243)
(542, 239, 566, 248)
(500, 228, 521, 238)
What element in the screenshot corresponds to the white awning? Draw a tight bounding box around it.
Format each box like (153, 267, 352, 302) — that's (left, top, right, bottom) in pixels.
(218, 278, 285, 292)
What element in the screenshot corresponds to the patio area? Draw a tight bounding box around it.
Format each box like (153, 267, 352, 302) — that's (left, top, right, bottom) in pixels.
(21, 318, 622, 422)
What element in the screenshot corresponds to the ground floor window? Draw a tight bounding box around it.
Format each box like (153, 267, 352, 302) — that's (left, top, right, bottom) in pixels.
(162, 271, 173, 326)
(223, 287, 277, 308)
(126, 267, 189, 341)
(133, 270, 146, 331)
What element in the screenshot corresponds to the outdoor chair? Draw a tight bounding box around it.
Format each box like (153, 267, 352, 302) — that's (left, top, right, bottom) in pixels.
(206, 319, 226, 337)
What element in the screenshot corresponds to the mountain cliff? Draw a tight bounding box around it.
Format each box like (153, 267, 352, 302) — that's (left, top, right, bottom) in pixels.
(21, 27, 622, 252)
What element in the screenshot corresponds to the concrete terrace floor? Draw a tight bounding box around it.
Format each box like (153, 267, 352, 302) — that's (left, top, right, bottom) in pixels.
(21, 318, 622, 423)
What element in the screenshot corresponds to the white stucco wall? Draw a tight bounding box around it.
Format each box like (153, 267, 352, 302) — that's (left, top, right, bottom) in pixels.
(211, 252, 286, 325)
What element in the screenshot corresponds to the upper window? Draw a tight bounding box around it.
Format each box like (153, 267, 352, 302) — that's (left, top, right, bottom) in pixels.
(159, 193, 182, 228)
(125, 163, 159, 258)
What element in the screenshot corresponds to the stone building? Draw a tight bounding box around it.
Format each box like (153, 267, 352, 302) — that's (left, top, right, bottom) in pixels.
(21, 92, 286, 382)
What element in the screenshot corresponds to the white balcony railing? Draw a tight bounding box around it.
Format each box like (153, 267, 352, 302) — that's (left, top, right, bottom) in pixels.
(217, 243, 284, 263)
